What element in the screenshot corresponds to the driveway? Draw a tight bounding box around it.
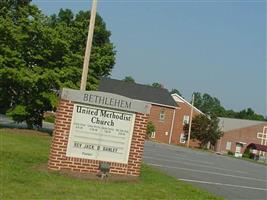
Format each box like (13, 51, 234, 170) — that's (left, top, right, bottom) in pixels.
(143, 141, 267, 200)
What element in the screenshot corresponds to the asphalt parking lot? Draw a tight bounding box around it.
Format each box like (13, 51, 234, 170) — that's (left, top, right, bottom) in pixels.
(143, 141, 267, 200)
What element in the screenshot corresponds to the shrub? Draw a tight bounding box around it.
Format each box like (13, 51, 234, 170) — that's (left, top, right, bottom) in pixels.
(146, 121, 155, 139)
(44, 115, 55, 123)
(227, 151, 234, 156)
(242, 148, 251, 158)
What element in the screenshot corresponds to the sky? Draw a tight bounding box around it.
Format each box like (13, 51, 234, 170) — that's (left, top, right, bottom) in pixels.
(33, 0, 266, 116)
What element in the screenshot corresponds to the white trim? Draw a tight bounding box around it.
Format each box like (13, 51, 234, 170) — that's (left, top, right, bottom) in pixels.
(159, 108, 166, 121)
(172, 95, 184, 103)
(168, 108, 176, 144)
(183, 115, 190, 125)
(151, 131, 156, 138)
(226, 141, 232, 150)
(179, 133, 186, 144)
(171, 93, 204, 114)
(236, 141, 247, 145)
(134, 99, 177, 109)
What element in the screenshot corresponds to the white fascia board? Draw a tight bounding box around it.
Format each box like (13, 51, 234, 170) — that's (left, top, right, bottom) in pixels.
(171, 93, 204, 114)
(134, 99, 177, 109)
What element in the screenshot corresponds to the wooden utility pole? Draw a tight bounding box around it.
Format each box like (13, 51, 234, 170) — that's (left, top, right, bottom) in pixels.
(80, 0, 98, 91)
(187, 93, 195, 148)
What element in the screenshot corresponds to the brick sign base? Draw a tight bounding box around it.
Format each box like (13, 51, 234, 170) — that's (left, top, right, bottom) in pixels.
(48, 99, 149, 176)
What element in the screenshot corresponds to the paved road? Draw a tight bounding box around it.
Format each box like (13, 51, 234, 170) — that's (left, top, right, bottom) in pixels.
(143, 141, 267, 200)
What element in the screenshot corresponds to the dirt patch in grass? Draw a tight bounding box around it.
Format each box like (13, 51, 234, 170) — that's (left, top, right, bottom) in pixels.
(36, 163, 139, 183)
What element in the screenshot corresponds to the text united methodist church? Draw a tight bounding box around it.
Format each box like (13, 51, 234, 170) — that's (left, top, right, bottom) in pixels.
(76, 104, 132, 127)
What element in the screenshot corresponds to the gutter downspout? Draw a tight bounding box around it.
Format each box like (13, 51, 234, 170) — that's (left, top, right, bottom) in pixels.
(169, 108, 176, 144)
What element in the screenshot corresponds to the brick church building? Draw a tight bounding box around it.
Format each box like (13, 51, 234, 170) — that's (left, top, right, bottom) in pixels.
(215, 118, 267, 157)
(99, 78, 177, 144)
(98, 78, 202, 147)
(99, 78, 267, 155)
(170, 93, 203, 147)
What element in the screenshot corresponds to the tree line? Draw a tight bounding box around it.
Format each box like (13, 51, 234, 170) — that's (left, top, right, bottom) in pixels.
(192, 92, 266, 121)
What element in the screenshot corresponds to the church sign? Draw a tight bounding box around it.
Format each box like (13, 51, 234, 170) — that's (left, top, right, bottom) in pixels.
(66, 104, 135, 163)
(48, 88, 150, 176)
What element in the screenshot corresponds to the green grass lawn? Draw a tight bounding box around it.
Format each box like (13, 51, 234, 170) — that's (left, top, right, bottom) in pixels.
(0, 128, 223, 200)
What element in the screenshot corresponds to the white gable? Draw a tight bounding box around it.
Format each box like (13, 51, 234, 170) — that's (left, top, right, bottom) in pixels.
(171, 94, 184, 103)
(171, 93, 204, 114)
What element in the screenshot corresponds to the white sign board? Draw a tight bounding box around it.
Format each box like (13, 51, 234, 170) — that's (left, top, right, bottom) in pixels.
(66, 103, 136, 164)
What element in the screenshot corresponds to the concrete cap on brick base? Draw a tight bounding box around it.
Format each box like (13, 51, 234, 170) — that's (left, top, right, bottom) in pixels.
(61, 88, 151, 114)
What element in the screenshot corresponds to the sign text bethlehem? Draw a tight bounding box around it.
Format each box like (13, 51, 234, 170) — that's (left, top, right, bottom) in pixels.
(83, 93, 131, 110)
(66, 104, 135, 164)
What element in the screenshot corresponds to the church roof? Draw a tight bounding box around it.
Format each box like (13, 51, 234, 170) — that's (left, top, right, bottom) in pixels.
(98, 77, 177, 108)
(219, 117, 266, 132)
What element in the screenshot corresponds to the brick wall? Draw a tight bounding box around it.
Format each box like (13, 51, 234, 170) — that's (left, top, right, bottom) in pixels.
(48, 99, 149, 176)
(147, 103, 202, 147)
(148, 105, 175, 143)
(171, 102, 201, 147)
(216, 123, 267, 154)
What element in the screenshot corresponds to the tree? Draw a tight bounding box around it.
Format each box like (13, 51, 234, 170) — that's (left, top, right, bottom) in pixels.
(193, 92, 225, 116)
(170, 88, 182, 96)
(57, 8, 74, 26)
(0, 0, 59, 128)
(184, 115, 223, 148)
(235, 108, 265, 121)
(193, 92, 265, 121)
(151, 82, 164, 88)
(0, 2, 116, 128)
(146, 121, 155, 138)
(122, 76, 135, 83)
(223, 108, 265, 121)
(47, 9, 116, 90)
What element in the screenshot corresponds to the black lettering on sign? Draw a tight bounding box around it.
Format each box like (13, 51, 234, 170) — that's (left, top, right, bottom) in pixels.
(91, 117, 115, 127)
(102, 146, 118, 153)
(74, 142, 82, 148)
(83, 94, 89, 101)
(83, 144, 95, 150)
(82, 93, 132, 109)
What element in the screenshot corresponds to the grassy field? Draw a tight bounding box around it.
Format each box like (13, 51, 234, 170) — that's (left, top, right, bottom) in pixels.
(0, 128, 223, 200)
